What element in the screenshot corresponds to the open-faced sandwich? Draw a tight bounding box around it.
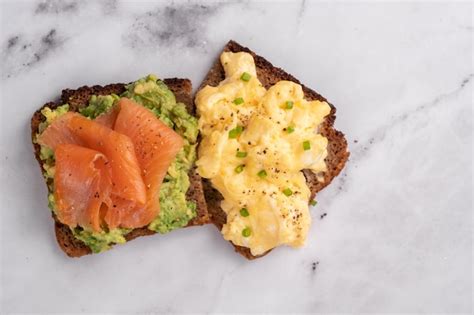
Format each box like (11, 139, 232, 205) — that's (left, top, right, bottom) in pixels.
(31, 41, 348, 259)
(195, 41, 349, 259)
(31, 76, 209, 257)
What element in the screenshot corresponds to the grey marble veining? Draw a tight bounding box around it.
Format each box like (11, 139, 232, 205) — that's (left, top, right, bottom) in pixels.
(1, 0, 472, 313)
(3, 28, 63, 79)
(124, 3, 224, 50)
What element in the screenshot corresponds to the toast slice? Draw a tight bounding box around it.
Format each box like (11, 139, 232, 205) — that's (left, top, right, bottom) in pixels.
(31, 78, 209, 257)
(198, 40, 350, 259)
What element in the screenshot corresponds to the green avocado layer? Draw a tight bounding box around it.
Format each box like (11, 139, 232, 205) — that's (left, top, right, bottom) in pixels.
(37, 75, 199, 253)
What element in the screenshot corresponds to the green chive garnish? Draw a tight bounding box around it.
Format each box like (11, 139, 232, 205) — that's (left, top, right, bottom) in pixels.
(228, 125, 244, 139)
(286, 125, 295, 134)
(283, 188, 293, 196)
(240, 208, 249, 217)
(236, 151, 247, 158)
(240, 72, 251, 82)
(235, 164, 245, 173)
(257, 170, 267, 178)
(242, 227, 251, 237)
(285, 101, 294, 109)
(233, 97, 244, 105)
(310, 199, 317, 206)
(303, 140, 311, 151)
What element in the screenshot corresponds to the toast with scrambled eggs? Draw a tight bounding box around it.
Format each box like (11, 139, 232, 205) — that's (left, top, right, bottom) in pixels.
(31, 78, 209, 257)
(196, 40, 349, 259)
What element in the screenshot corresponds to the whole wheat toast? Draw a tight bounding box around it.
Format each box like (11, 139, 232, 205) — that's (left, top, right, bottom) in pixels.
(198, 40, 350, 259)
(31, 78, 209, 257)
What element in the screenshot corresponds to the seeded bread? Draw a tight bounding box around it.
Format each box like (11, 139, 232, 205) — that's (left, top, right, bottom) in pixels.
(198, 40, 350, 259)
(31, 78, 209, 257)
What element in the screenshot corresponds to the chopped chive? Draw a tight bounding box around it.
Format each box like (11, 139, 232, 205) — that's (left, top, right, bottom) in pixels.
(303, 140, 311, 151)
(235, 164, 245, 173)
(236, 151, 247, 158)
(240, 208, 249, 217)
(240, 72, 251, 82)
(310, 199, 317, 206)
(242, 227, 251, 237)
(286, 125, 295, 134)
(257, 170, 267, 178)
(228, 125, 244, 139)
(285, 101, 294, 109)
(283, 188, 293, 196)
(233, 97, 244, 105)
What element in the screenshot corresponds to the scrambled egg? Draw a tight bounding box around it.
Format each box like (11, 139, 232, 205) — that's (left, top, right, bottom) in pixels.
(196, 52, 331, 255)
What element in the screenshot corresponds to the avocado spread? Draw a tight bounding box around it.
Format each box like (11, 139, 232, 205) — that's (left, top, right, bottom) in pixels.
(37, 75, 199, 253)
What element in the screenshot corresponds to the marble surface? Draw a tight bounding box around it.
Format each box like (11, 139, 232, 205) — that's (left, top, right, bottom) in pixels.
(1, 0, 472, 313)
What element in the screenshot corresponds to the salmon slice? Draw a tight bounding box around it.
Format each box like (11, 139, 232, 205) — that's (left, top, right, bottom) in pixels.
(37, 112, 83, 149)
(39, 113, 147, 207)
(54, 144, 112, 232)
(39, 112, 148, 230)
(104, 196, 144, 229)
(68, 115, 147, 208)
(95, 105, 119, 129)
(114, 98, 184, 226)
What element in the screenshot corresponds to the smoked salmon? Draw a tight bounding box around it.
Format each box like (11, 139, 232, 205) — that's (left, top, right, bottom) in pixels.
(94, 106, 119, 129)
(54, 144, 112, 232)
(37, 112, 83, 149)
(37, 98, 184, 232)
(68, 115, 147, 206)
(114, 98, 184, 226)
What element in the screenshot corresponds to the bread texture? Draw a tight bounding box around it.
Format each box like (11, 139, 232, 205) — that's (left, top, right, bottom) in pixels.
(31, 78, 209, 257)
(198, 40, 350, 259)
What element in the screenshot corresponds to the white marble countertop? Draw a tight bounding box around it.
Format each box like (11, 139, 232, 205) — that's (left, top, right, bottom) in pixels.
(1, 0, 472, 313)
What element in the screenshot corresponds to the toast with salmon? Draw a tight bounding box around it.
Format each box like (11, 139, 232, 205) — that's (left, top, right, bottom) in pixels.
(197, 40, 349, 259)
(31, 78, 209, 257)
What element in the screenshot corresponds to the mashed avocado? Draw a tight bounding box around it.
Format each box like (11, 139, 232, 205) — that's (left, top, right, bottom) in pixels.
(36, 105, 69, 215)
(38, 104, 69, 133)
(72, 228, 131, 253)
(37, 75, 199, 253)
(79, 94, 119, 118)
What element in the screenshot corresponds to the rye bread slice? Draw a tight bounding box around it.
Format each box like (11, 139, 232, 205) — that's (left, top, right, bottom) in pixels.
(198, 40, 350, 259)
(31, 78, 209, 257)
